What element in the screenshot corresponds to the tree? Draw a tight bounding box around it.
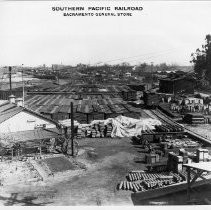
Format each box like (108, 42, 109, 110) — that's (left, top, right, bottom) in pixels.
(191, 34, 211, 84)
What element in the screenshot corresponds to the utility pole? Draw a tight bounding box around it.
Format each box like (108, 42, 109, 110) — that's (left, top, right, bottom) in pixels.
(9, 66, 12, 95)
(151, 62, 154, 88)
(71, 102, 74, 156)
(22, 64, 24, 107)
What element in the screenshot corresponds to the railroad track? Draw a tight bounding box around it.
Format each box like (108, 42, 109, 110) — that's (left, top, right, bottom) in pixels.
(148, 108, 211, 145)
(143, 109, 159, 120)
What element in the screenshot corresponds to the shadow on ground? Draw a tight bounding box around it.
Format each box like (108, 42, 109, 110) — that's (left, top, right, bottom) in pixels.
(0, 193, 52, 206)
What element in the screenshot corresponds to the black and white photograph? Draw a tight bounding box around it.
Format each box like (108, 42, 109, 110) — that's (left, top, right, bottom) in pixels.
(0, 0, 211, 206)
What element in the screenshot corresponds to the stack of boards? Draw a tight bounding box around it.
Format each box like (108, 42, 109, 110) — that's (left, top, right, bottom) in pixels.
(77, 123, 113, 139)
(184, 113, 205, 124)
(118, 170, 188, 193)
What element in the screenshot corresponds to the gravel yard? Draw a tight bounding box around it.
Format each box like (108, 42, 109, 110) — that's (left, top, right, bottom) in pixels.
(0, 137, 145, 205)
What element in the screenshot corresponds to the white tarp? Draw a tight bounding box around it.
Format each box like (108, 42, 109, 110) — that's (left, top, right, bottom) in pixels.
(59, 119, 80, 127)
(104, 115, 162, 137)
(87, 115, 161, 138)
(59, 115, 162, 138)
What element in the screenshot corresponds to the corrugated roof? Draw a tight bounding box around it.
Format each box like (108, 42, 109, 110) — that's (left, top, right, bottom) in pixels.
(0, 102, 17, 113)
(0, 107, 23, 123)
(0, 101, 59, 126)
(0, 128, 61, 143)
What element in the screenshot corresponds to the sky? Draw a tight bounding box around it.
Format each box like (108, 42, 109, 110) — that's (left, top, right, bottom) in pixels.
(0, 1, 211, 67)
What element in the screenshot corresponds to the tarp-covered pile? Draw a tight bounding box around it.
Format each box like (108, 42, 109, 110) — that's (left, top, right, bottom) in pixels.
(105, 115, 162, 137)
(60, 115, 162, 138)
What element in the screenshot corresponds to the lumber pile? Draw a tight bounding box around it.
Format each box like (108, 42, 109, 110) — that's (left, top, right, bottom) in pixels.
(145, 154, 160, 164)
(118, 171, 184, 192)
(154, 124, 183, 132)
(183, 113, 205, 124)
(76, 127, 86, 139)
(76, 122, 113, 139)
(164, 138, 199, 148)
(118, 181, 144, 192)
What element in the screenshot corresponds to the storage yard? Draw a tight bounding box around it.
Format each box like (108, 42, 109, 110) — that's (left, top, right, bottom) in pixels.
(1, 66, 211, 206)
(2, 1, 211, 206)
(0, 133, 211, 206)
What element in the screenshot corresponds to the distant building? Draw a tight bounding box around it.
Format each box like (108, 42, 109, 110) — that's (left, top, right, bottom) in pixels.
(143, 90, 160, 107)
(184, 97, 203, 105)
(159, 75, 195, 94)
(125, 72, 131, 77)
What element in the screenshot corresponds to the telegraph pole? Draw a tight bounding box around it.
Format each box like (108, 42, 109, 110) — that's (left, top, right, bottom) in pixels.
(22, 64, 24, 107)
(151, 62, 154, 88)
(9, 66, 12, 95)
(71, 102, 74, 156)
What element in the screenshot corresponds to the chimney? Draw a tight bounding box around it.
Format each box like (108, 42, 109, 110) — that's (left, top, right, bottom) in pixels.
(8, 94, 16, 104)
(9, 66, 12, 95)
(16, 97, 23, 107)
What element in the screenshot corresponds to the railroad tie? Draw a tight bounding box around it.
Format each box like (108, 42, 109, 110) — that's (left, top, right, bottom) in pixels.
(133, 183, 138, 192)
(131, 173, 135, 181)
(129, 182, 133, 191)
(123, 181, 126, 190)
(119, 181, 123, 190)
(126, 181, 129, 190)
(128, 174, 132, 181)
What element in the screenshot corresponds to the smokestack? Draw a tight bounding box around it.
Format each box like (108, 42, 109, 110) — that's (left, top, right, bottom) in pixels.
(9, 66, 12, 94)
(16, 97, 23, 107)
(8, 94, 15, 104)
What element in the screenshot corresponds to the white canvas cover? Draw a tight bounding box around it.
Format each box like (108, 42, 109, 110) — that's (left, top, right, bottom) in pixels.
(59, 115, 162, 138)
(90, 115, 162, 138)
(105, 116, 161, 137)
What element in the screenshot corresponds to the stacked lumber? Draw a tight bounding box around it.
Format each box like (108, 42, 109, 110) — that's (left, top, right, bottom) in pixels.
(127, 171, 173, 182)
(118, 181, 144, 192)
(169, 172, 183, 183)
(99, 122, 106, 138)
(183, 113, 205, 124)
(76, 127, 86, 139)
(142, 179, 172, 189)
(164, 138, 199, 148)
(145, 154, 160, 164)
(76, 123, 113, 138)
(118, 171, 183, 192)
(154, 124, 183, 132)
(106, 123, 112, 137)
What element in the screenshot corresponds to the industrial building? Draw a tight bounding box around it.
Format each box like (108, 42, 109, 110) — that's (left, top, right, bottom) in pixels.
(159, 75, 195, 94)
(0, 98, 61, 142)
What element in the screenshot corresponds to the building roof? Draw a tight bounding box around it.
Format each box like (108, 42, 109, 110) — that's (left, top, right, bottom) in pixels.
(0, 107, 23, 124)
(159, 75, 195, 82)
(0, 101, 59, 126)
(0, 127, 61, 143)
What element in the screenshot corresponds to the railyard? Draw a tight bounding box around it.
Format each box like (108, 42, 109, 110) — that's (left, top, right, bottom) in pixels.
(1, 0, 211, 206)
(1, 65, 211, 206)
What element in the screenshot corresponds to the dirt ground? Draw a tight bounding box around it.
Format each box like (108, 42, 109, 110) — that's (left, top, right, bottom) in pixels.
(185, 124, 211, 140)
(0, 136, 211, 206)
(0, 137, 146, 206)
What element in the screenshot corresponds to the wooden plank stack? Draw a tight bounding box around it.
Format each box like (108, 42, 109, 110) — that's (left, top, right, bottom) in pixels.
(118, 171, 185, 192)
(76, 122, 113, 139)
(154, 124, 183, 132)
(183, 113, 205, 124)
(105, 123, 112, 137)
(118, 181, 144, 192)
(76, 127, 86, 139)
